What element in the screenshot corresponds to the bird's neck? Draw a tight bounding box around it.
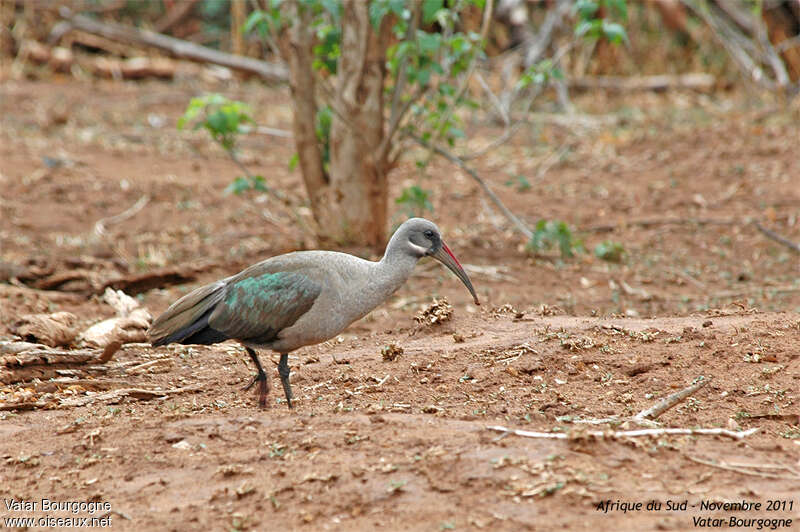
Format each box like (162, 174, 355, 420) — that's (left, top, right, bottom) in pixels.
(375, 245, 420, 294)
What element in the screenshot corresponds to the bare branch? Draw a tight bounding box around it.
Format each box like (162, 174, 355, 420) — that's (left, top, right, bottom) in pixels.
(53, 7, 288, 82)
(687, 455, 800, 480)
(570, 73, 716, 91)
(753, 221, 800, 253)
(94, 195, 149, 236)
(488, 425, 759, 441)
(409, 134, 534, 240)
(523, 0, 572, 68)
(776, 34, 800, 53)
(634, 376, 709, 422)
(474, 71, 510, 126)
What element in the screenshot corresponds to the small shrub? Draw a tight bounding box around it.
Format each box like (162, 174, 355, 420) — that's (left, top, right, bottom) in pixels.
(527, 220, 584, 258)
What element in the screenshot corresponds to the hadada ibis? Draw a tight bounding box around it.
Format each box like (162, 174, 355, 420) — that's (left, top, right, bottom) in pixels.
(148, 218, 479, 409)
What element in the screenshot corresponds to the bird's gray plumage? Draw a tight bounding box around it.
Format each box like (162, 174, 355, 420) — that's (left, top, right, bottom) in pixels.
(148, 218, 478, 408)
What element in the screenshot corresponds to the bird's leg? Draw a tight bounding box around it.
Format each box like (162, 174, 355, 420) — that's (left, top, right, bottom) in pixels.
(243, 347, 270, 408)
(277, 353, 293, 409)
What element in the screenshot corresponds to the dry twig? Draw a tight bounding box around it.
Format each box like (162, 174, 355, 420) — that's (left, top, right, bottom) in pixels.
(634, 376, 709, 422)
(687, 455, 800, 480)
(753, 221, 800, 254)
(488, 425, 758, 441)
(94, 195, 149, 236)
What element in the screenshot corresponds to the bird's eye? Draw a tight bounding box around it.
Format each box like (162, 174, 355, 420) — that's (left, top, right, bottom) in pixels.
(423, 230, 434, 239)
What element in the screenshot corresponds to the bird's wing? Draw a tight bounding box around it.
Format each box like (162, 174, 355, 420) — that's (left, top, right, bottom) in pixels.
(148, 279, 227, 345)
(207, 270, 322, 343)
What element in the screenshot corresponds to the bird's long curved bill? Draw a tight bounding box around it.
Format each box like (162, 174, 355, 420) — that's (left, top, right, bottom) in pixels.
(431, 242, 480, 305)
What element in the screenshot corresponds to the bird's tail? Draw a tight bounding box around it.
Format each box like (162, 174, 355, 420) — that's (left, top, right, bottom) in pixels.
(148, 280, 228, 346)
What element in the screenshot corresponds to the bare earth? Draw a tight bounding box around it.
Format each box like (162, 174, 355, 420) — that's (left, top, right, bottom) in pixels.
(1, 78, 799, 531)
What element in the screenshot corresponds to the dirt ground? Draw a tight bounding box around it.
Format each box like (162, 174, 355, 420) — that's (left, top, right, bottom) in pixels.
(1, 75, 800, 531)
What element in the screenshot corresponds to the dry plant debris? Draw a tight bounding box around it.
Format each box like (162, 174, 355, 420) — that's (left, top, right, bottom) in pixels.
(381, 343, 403, 362)
(11, 312, 79, 347)
(414, 297, 454, 326)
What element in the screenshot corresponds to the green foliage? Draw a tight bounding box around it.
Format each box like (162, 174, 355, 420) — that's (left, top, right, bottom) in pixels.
(243, 0, 285, 39)
(179, 94, 273, 196)
(243, 0, 488, 157)
(178, 93, 254, 152)
(516, 59, 564, 90)
(225, 175, 270, 196)
(504, 175, 531, 192)
(315, 105, 333, 168)
(574, 0, 628, 44)
(594, 240, 627, 263)
(377, 0, 487, 148)
(527, 220, 584, 259)
(395, 185, 433, 217)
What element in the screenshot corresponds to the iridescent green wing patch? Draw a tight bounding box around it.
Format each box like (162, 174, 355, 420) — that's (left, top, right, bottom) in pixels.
(208, 271, 322, 342)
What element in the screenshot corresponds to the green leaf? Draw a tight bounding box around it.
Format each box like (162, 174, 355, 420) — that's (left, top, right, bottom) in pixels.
(206, 110, 231, 135)
(395, 185, 433, 215)
(604, 0, 628, 21)
(422, 0, 444, 24)
(602, 20, 628, 44)
(417, 67, 431, 87)
(417, 31, 442, 54)
(575, 19, 601, 38)
(575, 0, 599, 19)
(243, 11, 269, 38)
(320, 0, 342, 19)
(288, 153, 299, 171)
(251, 175, 269, 193)
(225, 177, 251, 196)
(369, 0, 405, 29)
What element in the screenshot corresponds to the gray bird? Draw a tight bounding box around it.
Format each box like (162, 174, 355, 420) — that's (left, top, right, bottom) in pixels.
(147, 218, 479, 408)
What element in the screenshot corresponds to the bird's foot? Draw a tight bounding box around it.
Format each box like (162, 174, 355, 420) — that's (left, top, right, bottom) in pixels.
(243, 371, 270, 409)
(278, 353, 293, 409)
(242, 374, 259, 391)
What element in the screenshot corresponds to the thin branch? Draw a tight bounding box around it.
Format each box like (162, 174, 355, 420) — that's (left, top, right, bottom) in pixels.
(687, 455, 800, 480)
(378, 4, 420, 165)
(254, 125, 293, 138)
(776, 34, 800, 53)
(155, 0, 199, 34)
(753, 221, 800, 253)
(634, 376, 709, 421)
(431, 0, 495, 138)
(523, 0, 571, 68)
(488, 425, 758, 441)
(94, 195, 149, 236)
(409, 134, 534, 240)
(460, 122, 522, 160)
(682, 0, 768, 88)
(474, 71, 510, 126)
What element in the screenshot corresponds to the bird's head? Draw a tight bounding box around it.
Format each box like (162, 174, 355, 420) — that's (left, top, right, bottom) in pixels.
(395, 218, 480, 305)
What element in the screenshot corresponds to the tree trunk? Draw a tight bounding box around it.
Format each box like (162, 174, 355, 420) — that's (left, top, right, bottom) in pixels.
(285, 1, 337, 236)
(327, 0, 390, 248)
(285, 0, 390, 249)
